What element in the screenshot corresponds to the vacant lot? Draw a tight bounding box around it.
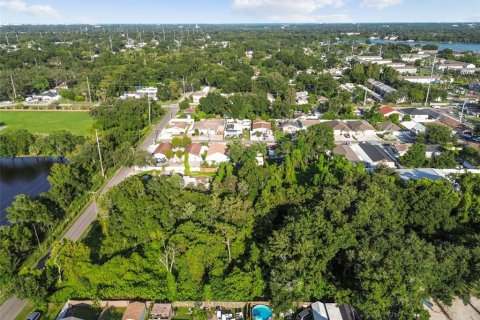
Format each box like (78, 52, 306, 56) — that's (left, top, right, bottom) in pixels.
(0, 111, 94, 136)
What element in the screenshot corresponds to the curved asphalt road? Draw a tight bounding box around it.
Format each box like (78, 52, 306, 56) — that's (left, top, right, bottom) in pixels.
(0, 104, 179, 320)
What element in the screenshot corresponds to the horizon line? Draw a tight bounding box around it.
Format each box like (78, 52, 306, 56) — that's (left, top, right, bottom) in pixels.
(0, 22, 478, 26)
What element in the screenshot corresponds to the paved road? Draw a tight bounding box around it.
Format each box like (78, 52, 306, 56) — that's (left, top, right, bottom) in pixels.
(0, 104, 179, 320)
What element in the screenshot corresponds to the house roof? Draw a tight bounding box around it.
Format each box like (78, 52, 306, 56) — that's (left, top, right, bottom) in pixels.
(392, 143, 412, 152)
(333, 145, 361, 162)
(207, 143, 228, 156)
(167, 122, 188, 129)
(378, 105, 401, 116)
(368, 78, 397, 94)
(193, 119, 225, 131)
(154, 142, 173, 155)
(324, 120, 350, 131)
(151, 303, 172, 316)
(402, 108, 440, 118)
(299, 119, 321, 128)
(397, 168, 447, 181)
(185, 143, 202, 156)
(377, 121, 401, 131)
(359, 144, 393, 163)
(437, 117, 466, 130)
(122, 302, 146, 320)
(252, 120, 272, 130)
(347, 120, 376, 132)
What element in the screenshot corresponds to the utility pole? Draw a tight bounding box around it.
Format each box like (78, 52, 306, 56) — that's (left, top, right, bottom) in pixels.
(86, 76, 92, 103)
(148, 94, 151, 125)
(109, 36, 113, 53)
(95, 130, 105, 177)
(5, 33, 9, 46)
(459, 100, 467, 124)
(182, 76, 186, 95)
(363, 87, 367, 106)
(424, 54, 436, 106)
(10, 75, 17, 100)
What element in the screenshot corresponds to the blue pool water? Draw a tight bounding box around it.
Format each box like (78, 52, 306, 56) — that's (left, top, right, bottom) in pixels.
(252, 305, 272, 320)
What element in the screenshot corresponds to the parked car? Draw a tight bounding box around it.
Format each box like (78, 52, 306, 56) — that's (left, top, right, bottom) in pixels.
(26, 312, 41, 320)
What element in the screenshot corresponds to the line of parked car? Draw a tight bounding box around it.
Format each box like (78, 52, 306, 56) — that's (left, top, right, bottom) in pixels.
(461, 131, 480, 143)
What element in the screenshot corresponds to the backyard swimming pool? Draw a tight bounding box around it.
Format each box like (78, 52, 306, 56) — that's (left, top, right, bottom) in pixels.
(251, 305, 272, 320)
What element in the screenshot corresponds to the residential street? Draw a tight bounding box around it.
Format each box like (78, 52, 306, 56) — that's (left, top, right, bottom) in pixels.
(0, 104, 179, 320)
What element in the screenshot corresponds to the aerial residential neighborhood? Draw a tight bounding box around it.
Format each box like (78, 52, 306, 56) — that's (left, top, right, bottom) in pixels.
(1, 2, 480, 320)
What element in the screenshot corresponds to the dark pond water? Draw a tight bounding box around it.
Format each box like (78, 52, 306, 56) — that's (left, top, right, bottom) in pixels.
(0, 157, 59, 225)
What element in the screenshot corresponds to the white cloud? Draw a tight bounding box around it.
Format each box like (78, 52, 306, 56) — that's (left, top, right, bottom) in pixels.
(361, 0, 403, 9)
(0, 0, 61, 18)
(232, 0, 349, 22)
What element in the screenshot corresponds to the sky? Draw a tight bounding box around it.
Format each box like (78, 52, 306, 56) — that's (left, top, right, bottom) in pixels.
(0, 0, 479, 25)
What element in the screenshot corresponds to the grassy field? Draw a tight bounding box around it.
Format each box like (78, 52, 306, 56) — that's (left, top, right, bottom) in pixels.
(0, 111, 94, 136)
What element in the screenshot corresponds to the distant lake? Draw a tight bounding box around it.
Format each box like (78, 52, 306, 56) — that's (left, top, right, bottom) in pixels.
(345, 39, 480, 52)
(370, 39, 480, 52)
(0, 157, 60, 226)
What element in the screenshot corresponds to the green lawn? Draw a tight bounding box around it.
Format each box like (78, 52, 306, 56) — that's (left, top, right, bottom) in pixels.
(14, 301, 36, 320)
(15, 302, 64, 320)
(0, 111, 94, 136)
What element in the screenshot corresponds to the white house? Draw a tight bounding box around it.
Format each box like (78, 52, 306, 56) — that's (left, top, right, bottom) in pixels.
(120, 87, 158, 100)
(153, 142, 173, 161)
(402, 108, 440, 122)
(184, 143, 205, 162)
(378, 106, 404, 120)
(355, 56, 383, 62)
(324, 120, 376, 136)
(402, 76, 441, 84)
(401, 121, 427, 134)
(31, 89, 61, 101)
(393, 66, 418, 74)
(279, 120, 301, 134)
(386, 62, 406, 68)
(437, 59, 475, 71)
(377, 121, 402, 136)
(193, 119, 225, 136)
(205, 143, 229, 164)
(224, 119, 251, 138)
(371, 59, 393, 65)
(163, 120, 191, 136)
(224, 122, 244, 138)
(401, 53, 431, 62)
(350, 143, 396, 168)
(251, 120, 272, 136)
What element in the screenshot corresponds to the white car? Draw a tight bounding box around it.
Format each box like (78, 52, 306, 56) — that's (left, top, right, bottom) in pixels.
(26, 312, 41, 320)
